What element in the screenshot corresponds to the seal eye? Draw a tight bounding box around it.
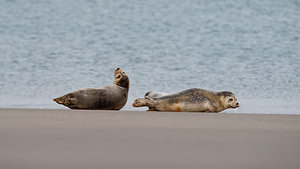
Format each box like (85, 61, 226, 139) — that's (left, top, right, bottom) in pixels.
(123, 72, 125, 74)
(228, 98, 233, 102)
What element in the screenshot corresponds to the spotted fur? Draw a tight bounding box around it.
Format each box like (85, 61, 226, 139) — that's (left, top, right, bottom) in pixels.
(132, 88, 239, 112)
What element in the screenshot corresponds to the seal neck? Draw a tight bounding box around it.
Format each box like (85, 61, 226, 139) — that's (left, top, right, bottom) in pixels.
(114, 78, 129, 90)
(217, 104, 226, 112)
(217, 95, 227, 112)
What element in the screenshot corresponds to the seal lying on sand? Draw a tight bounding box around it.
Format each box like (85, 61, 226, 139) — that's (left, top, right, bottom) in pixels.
(132, 88, 239, 112)
(53, 68, 129, 110)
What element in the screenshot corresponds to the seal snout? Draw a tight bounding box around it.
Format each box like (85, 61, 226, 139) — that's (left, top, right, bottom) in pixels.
(234, 102, 240, 108)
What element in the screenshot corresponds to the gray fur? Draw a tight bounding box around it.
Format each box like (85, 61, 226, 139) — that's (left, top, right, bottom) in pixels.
(53, 68, 129, 110)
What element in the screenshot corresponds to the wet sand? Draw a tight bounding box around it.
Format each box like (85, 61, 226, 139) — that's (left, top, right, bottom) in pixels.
(0, 108, 300, 169)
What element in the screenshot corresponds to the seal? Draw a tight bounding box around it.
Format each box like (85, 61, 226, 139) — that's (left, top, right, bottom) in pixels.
(132, 88, 239, 112)
(53, 67, 129, 110)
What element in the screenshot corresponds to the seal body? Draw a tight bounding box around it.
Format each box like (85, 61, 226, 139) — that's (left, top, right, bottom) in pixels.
(53, 68, 129, 110)
(132, 88, 239, 112)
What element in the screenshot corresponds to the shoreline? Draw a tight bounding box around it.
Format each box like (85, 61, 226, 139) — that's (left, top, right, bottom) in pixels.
(1, 107, 300, 115)
(1, 97, 300, 115)
(1, 108, 300, 169)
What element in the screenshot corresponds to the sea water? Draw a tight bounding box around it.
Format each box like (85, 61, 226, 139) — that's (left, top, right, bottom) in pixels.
(0, 0, 299, 114)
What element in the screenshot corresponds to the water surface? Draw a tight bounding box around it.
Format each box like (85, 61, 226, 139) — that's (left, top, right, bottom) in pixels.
(0, 0, 299, 114)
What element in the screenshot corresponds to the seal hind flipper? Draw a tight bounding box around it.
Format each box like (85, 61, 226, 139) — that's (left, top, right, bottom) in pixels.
(53, 96, 65, 104)
(132, 97, 156, 108)
(53, 94, 75, 107)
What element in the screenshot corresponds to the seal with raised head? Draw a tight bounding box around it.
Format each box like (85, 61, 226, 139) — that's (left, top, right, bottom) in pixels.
(53, 67, 129, 110)
(132, 88, 239, 112)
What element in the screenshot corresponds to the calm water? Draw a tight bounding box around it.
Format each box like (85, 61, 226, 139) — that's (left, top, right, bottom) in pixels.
(0, 0, 299, 114)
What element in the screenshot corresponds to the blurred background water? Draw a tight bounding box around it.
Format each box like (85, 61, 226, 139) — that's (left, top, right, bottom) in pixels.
(0, 0, 299, 114)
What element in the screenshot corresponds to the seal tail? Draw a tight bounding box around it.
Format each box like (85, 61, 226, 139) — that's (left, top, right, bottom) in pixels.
(132, 96, 156, 108)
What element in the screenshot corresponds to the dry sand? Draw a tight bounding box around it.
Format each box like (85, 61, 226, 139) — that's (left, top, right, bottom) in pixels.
(0, 108, 300, 169)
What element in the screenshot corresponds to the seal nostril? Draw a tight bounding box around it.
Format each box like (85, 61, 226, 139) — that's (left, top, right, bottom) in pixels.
(236, 103, 239, 106)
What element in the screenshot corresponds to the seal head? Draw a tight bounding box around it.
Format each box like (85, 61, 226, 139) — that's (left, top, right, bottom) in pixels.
(114, 68, 129, 90)
(218, 91, 239, 109)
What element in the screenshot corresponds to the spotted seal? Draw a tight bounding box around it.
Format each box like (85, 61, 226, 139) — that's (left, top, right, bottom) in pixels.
(132, 88, 239, 112)
(53, 67, 129, 110)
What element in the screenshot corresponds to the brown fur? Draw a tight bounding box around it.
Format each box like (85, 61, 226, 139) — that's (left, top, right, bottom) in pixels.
(132, 88, 239, 113)
(53, 68, 129, 110)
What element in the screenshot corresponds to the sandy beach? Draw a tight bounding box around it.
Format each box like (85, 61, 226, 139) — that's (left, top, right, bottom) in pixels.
(0, 108, 300, 169)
